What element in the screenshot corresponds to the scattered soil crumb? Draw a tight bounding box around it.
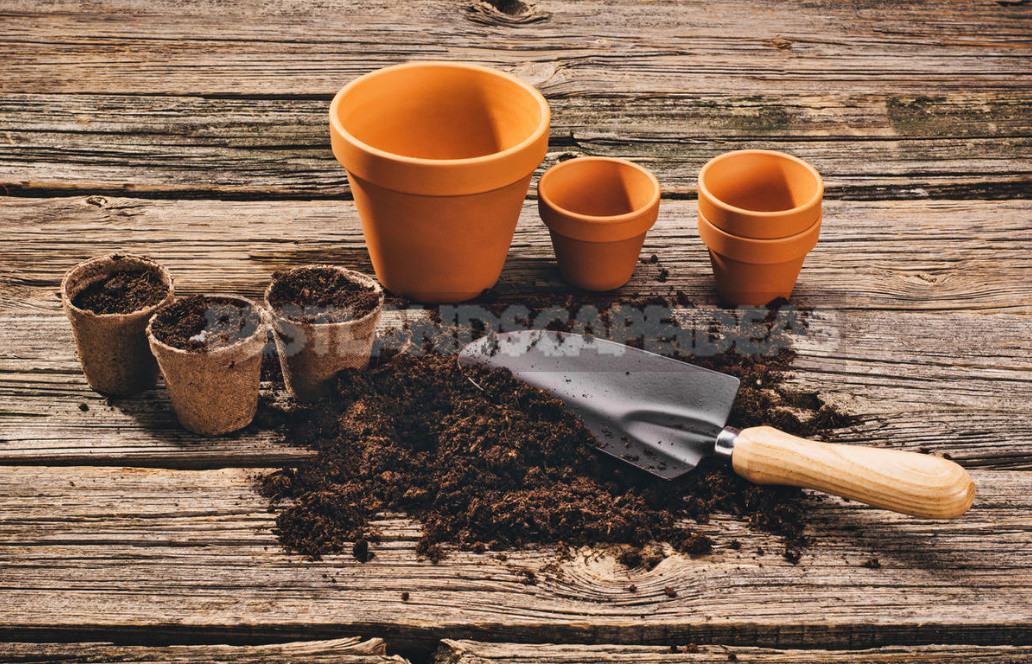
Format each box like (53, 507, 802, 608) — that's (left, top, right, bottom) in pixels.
(401, 591, 410, 601)
(627, 584, 638, 593)
(862, 556, 881, 569)
(663, 586, 678, 598)
(78, 403, 89, 412)
(150, 295, 260, 352)
(352, 538, 374, 563)
(268, 267, 380, 324)
(72, 267, 167, 315)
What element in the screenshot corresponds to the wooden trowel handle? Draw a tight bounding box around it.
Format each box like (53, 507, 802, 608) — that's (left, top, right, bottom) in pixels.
(731, 426, 975, 519)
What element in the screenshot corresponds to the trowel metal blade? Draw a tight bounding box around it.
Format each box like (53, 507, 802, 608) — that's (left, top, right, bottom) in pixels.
(458, 330, 741, 479)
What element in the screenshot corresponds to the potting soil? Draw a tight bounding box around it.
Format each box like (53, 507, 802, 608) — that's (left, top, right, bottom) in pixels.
(71, 267, 168, 315)
(268, 267, 380, 324)
(260, 337, 855, 566)
(150, 295, 261, 352)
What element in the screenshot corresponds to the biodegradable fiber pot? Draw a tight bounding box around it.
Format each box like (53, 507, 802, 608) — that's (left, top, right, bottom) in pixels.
(146, 295, 266, 436)
(538, 157, 661, 291)
(265, 266, 384, 403)
(330, 61, 551, 304)
(61, 254, 174, 395)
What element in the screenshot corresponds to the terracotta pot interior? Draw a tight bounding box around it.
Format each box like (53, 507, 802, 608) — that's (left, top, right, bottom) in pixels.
(336, 66, 545, 160)
(703, 152, 820, 213)
(543, 160, 657, 218)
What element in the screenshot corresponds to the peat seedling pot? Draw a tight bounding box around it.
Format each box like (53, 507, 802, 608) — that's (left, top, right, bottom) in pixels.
(146, 295, 266, 435)
(538, 157, 661, 291)
(61, 254, 174, 395)
(697, 149, 823, 239)
(330, 61, 551, 304)
(265, 265, 384, 403)
(698, 212, 821, 307)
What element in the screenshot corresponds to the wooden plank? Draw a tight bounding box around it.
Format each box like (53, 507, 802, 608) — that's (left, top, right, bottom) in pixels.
(2, 196, 1029, 313)
(2, 93, 1030, 199)
(1, 0, 1029, 97)
(0, 465, 1030, 649)
(0, 638, 404, 663)
(436, 640, 1032, 663)
(1, 197, 1030, 468)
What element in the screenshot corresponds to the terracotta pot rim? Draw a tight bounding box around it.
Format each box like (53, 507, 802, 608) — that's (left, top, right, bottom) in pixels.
(538, 157, 662, 227)
(330, 61, 550, 169)
(61, 253, 174, 320)
(146, 294, 267, 357)
(698, 149, 824, 219)
(264, 265, 385, 328)
(698, 211, 821, 264)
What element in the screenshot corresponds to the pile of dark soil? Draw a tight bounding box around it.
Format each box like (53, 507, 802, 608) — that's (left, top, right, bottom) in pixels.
(150, 295, 261, 352)
(268, 267, 380, 324)
(72, 268, 168, 315)
(260, 342, 855, 565)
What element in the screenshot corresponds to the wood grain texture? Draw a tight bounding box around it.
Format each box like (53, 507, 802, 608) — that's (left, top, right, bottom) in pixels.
(1, 465, 1030, 648)
(2, 93, 1029, 198)
(1, 197, 1030, 468)
(436, 640, 1032, 663)
(0, 638, 404, 663)
(731, 426, 976, 518)
(1, 0, 1029, 96)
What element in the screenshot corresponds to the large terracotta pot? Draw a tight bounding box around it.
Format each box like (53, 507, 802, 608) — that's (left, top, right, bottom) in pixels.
(330, 61, 551, 303)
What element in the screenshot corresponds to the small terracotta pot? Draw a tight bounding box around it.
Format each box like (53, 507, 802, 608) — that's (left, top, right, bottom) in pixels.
(61, 254, 174, 395)
(330, 61, 551, 304)
(698, 149, 823, 239)
(146, 295, 266, 436)
(538, 157, 661, 291)
(265, 266, 384, 403)
(698, 212, 821, 306)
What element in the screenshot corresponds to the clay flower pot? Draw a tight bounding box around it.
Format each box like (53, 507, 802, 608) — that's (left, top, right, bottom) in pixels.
(61, 254, 175, 395)
(698, 149, 823, 239)
(698, 212, 822, 306)
(538, 157, 661, 291)
(146, 295, 266, 436)
(265, 266, 384, 403)
(330, 61, 551, 304)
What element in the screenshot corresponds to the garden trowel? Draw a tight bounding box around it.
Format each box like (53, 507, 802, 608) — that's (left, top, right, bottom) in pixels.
(459, 330, 974, 519)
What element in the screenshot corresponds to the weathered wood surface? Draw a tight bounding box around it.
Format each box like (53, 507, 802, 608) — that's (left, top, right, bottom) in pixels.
(1, 465, 1031, 648)
(437, 640, 1032, 663)
(2, 93, 1030, 199)
(2, 196, 1030, 468)
(436, 640, 1032, 663)
(2, 0, 1029, 97)
(0, 638, 404, 664)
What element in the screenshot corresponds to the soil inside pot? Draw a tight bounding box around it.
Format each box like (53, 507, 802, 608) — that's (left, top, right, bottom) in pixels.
(150, 295, 261, 352)
(268, 267, 380, 324)
(260, 334, 856, 566)
(71, 267, 168, 315)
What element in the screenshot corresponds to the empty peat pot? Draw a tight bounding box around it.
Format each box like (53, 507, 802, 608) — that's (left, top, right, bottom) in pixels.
(330, 61, 551, 304)
(61, 254, 175, 395)
(265, 265, 384, 403)
(146, 295, 266, 435)
(697, 150, 824, 306)
(538, 157, 661, 291)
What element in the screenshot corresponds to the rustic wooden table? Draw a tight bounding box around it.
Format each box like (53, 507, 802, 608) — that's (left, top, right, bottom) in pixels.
(2, 0, 1031, 662)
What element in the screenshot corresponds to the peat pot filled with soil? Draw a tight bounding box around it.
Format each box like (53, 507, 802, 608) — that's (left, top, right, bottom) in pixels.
(61, 254, 175, 395)
(146, 294, 266, 435)
(265, 265, 384, 402)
